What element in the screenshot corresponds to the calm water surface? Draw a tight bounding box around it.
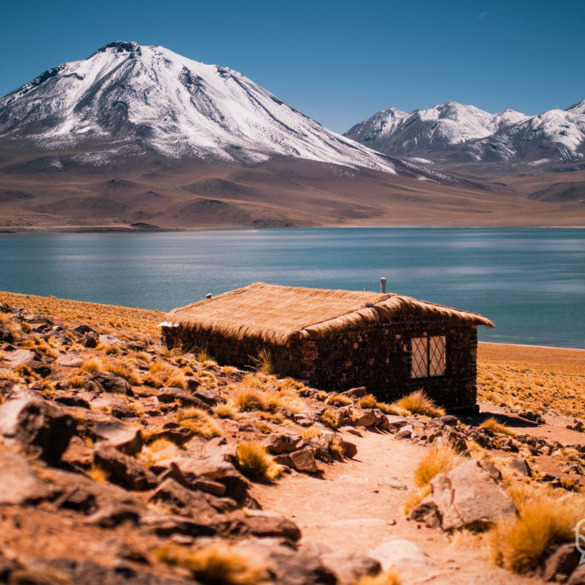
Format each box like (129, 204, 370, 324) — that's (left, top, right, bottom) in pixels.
(1, 228, 584, 349)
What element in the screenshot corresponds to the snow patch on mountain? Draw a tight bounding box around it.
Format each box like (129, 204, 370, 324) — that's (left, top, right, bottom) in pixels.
(0, 41, 396, 173)
(346, 100, 585, 164)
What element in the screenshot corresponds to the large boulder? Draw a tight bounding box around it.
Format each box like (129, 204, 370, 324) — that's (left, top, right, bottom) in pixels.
(0, 397, 76, 464)
(430, 459, 517, 531)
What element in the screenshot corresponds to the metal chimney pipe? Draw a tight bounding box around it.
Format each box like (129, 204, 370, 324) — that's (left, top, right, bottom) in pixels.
(380, 278, 387, 293)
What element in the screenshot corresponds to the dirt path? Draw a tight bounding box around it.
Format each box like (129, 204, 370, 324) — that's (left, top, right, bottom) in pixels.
(252, 429, 542, 585)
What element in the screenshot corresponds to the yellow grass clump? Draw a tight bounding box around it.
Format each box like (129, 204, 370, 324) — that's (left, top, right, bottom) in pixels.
(80, 357, 101, 373)
(102, 357, 140, 385)
(392, 390, 445, 418)
(236, 441, 283, 482)
(156, 542, 269, 585)
(251, 348, 289, 377)
(414, 445, 466, 488)
(480, 417, 516, 437)
(215, 401, 238, 419)
(143, 360, 186, 389)
(352, 570, 403, 585)
(358, 394, 378, 409)
(177, 407, 222, 439)
(326, 393, 353, 407)
(489, 484, 585, 573)
(139, 438, 181, 468)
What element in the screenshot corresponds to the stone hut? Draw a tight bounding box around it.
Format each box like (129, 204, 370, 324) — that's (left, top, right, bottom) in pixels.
(161, 282, 494, 411)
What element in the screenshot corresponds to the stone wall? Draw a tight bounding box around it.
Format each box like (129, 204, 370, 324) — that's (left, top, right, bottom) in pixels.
(307, 318, 478, 410)
(162, 314, 479, 411)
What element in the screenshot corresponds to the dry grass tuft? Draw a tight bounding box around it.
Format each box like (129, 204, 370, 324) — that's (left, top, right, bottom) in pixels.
(236, 441, 283, 482)
(103, 357, 140, 385)
(139, 438, 181, 468)
(352, 570, 403, 585)
(143, 360, 186, 389)
(301, 426, 323, 440)
(393, 390, 445, 418)
(403, 485, 432, 516)
(321, 409, 339, 429)
(358, 394, 378, 409)
(86, 464, 109, 483)
(221, 365, 239, 375)
(414, 445, 466, 488)
(490, 484, 585, 573)
(251, 348, 289, 377)
(215, 401, 238, 419)
(177, 407, 222, 439)
(480, 417, 516, 437)
(156, 541, 269, 585)
(80, 357, 102, 373)
(67, 374, 87, 388)
(326, 393, 353, 407)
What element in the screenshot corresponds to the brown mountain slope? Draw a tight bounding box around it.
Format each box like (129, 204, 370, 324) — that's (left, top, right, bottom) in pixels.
(1, 151, 585, 230)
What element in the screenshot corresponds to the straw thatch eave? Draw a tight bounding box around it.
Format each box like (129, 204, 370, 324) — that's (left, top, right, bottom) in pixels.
(163, 282, 494, 346)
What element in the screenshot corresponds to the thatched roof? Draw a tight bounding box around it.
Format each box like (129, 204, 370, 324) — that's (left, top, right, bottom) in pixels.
(163, 282, 494, 345)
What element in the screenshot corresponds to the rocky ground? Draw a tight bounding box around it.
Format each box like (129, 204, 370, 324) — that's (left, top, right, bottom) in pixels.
(1, 293, 585, 584)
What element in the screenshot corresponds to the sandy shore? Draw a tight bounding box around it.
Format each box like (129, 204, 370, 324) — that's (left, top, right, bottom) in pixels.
(479, 342, 585, 376)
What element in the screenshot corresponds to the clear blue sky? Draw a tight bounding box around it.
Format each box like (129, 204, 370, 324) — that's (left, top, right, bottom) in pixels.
(1, 0, 584, 133)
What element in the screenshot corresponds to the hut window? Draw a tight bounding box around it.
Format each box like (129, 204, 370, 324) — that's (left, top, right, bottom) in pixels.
(411, 335, 446, 378)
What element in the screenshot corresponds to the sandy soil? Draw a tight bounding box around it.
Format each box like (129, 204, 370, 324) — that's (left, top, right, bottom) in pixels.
(252, 427, 544, 585)
(479, 343, 585, 376)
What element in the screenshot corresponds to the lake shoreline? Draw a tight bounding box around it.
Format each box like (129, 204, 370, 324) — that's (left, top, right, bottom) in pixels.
(2, 224, 585, 235)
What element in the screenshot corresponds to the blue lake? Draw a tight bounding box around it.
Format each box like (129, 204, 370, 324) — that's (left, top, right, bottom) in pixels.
(1, 228, 584, 349)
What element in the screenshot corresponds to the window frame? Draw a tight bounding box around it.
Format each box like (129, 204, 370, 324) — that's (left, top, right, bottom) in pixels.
(410, 333, 448, 379)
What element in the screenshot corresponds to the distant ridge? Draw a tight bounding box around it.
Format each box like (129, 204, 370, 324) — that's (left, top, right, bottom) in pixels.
(345, 100, 585, 165)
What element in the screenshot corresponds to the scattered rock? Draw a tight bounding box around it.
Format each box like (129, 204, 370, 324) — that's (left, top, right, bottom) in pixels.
(382, 477, 408, 490)
(370, 539, 434, 570)
(509, 457, 531, 477)
(543, 543, 580, 582)
(0, 396, 76, 464)
(354, 410, 377, 427)
(0, 452, 53, 505)
(157, 387, 213, 411)
(430, 460, 517, 531)
(94, 445, 158, 491)
(342, 386, 367, 398)
(91, 395, 136, 418)
(1, 348, 38, 368)
(56, 354, 84, 368)
(318, 551, 381, 585)
(263, 432, 302, 454)
(229, 509, 302, 542)
(93, 421, 143, 455)
(91, 372, 133, 396)
(290, 446, 320, 473)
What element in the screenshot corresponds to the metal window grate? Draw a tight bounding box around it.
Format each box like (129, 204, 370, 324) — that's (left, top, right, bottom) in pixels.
(411, 335, 446, 379)
(429, 335, 446, 376)
(411, 337, 428, 378)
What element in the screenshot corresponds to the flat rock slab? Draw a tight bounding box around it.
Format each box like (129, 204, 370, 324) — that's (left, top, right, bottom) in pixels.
(430, 459, 517, 531)
(2, 349, 37, 368)
(93, 420, 142, 455)
(369, 539, 433, 571)
(55, 354, 84, 368)
(0, 452, 52, 504)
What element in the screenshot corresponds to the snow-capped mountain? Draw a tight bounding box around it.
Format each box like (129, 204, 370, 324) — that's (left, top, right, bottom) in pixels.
(345, 101, 585, 165)
(0, 41, 396, 172)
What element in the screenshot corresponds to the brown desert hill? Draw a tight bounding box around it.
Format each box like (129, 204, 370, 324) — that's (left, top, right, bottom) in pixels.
(2, 149, 585, 230)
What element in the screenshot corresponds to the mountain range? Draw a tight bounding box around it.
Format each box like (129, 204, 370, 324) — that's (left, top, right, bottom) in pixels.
(345, 101, 585, 167)
(0, 41, 584, 230)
